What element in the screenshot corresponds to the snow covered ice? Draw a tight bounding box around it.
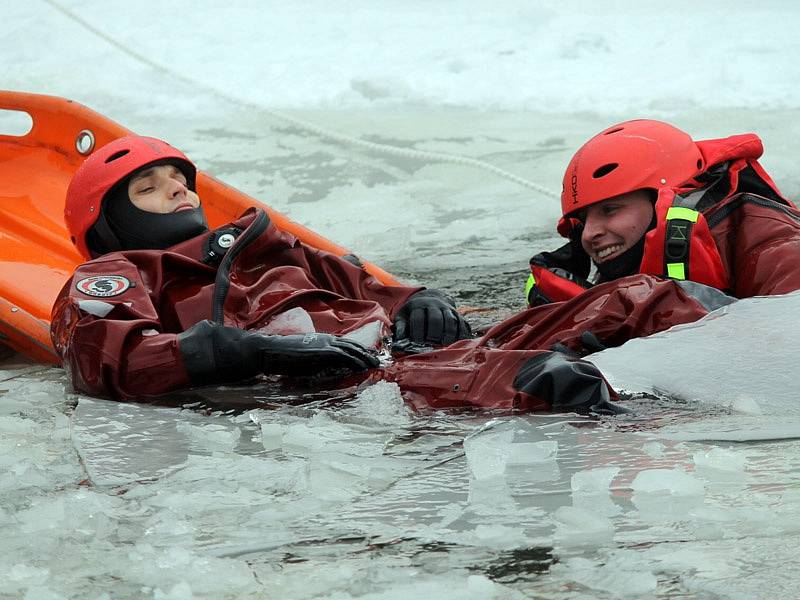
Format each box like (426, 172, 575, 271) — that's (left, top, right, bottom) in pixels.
(4, 1, 800, 598)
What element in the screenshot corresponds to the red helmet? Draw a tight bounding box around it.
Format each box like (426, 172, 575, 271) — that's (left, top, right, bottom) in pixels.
(65, 135, 197, 258)
(558, 120, 704, 236)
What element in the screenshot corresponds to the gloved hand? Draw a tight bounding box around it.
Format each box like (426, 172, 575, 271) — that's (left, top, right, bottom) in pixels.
(258, 331, 380, 377)
(550, 331, 609, 358)
(513, 351, 626, 414)
(393, 289, 472, 348)
(178, 320, 379, 386)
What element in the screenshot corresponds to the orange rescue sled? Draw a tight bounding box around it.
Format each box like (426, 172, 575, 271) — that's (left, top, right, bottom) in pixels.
(0, 90, 399, 364)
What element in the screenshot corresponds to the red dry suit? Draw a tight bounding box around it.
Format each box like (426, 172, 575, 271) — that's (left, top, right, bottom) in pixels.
(378, 134, 800, 412)
(380, 274, 733, 412)
(51, 208, 421, 400)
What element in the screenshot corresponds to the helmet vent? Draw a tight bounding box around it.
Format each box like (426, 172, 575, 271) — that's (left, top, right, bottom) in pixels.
(592, 163, 618, 179)
(603, 127, 624, 135)
(105, 149, 130, 163)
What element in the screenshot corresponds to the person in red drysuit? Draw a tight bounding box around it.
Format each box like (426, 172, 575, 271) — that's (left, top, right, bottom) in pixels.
(378, 120, 800, 413)
(51, 135, 471, 401)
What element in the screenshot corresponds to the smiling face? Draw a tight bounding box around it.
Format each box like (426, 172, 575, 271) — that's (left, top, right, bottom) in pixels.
(579, 190, 654, 264)
(127, 164, 200, 214)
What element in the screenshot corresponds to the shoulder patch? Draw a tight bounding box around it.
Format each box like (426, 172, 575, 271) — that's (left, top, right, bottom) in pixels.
(75, 275, 131, 297)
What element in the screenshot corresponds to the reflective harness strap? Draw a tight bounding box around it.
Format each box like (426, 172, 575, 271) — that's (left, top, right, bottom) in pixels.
(664, 206, 699, 280)
(524, 273, 536, 304)
(663, 170, 725, 281)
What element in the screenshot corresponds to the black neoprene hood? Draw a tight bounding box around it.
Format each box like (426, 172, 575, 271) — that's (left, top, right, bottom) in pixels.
(87, 159, 209, 256)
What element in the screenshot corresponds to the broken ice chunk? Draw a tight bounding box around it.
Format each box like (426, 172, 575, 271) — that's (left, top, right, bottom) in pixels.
(341, 320, 384, 349)
(631, 468, 705, 517)
(260, 423, 284, 452)
(258, 307, 316, 335)
(553, 506, 614, 547)
(507, 440, 558, 464)
(631, 469, 704, 496)
(571, 466, 620, 494)
(463, 426, 514, 481)
(692, 447, 746, 472)
(175, 421, 241, 452)
(571, 467, 621, 516)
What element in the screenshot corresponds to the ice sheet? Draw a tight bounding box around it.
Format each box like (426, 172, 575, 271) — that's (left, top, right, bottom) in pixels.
(7, 1, 800, 114)
(593, 292, 800, 419)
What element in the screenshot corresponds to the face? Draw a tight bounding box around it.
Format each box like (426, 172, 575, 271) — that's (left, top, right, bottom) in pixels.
(127, 164, 200, 214)
(579, 190, 654, 264)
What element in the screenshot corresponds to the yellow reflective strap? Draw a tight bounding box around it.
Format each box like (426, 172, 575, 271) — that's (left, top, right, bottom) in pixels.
(666, 206, 699, 222)
(524, 273, 536, 304)
(667, 262, 686, 279)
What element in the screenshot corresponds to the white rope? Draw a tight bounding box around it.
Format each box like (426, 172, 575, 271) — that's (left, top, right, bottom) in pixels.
(44, 0, 560, 198)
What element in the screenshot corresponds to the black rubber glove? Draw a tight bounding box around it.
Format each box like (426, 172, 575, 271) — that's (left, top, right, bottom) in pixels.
(513, 351, 625, 415)
(393, 289, 472, 348)
(258, 331, 380, 377)
(178, 320, 379, 386)
(550, 331, 609, 358)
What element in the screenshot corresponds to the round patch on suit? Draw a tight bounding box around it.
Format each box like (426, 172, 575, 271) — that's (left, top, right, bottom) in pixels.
(75, 275, 131, 297)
